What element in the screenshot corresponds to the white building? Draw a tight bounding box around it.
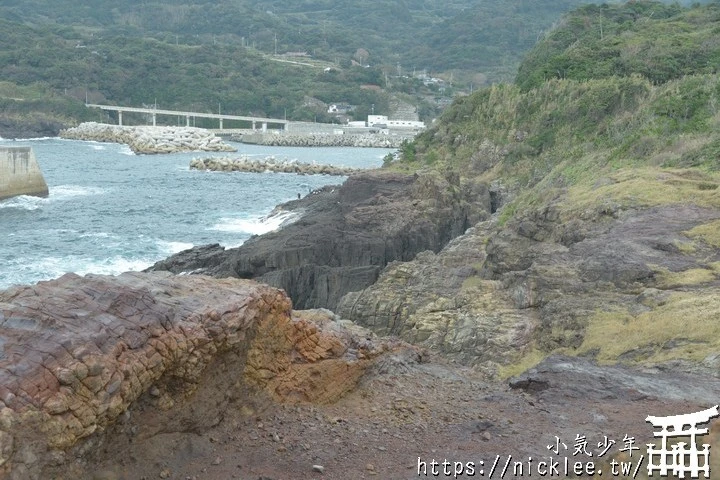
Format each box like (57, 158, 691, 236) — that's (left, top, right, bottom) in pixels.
(367, 115, 425, 130)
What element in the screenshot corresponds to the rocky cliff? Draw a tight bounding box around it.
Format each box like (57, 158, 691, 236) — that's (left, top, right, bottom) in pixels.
(150, 169, 491, 311)
(338, 172, 720, 378)
(0, 272, 412, 479)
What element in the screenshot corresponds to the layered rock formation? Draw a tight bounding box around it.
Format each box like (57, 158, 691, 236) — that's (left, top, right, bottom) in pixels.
(190, 155, 366, 176)
(338, 197, 720, 377)
(60, 122, 235, 154)
(150, 170, 491, 310)
(237, 132, 406, 148)
(0, 272, 409, 479)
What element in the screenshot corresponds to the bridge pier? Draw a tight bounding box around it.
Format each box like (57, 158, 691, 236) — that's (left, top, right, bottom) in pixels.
(219, 118, 223, 129)
(152, 113, 157, 126)
(118, 111, 123, 126)
(186, 115, 190, 127)
(262, 122, 267, 132)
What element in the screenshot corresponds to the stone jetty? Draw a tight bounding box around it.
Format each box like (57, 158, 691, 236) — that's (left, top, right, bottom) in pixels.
(60, 122, 236, 154)
(0, 147, 49, 201)
(190, 155, 368, 176)
(236, 132, 407, 148)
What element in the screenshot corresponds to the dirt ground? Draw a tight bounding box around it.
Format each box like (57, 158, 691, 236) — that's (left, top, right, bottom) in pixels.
(78, 352, 717, 480)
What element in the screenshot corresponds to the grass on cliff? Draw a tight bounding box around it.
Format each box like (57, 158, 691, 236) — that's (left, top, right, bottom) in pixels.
(686, 219, 720, 248)
(387, 1, 720, 375)
(400, 71, 720, 227)
(401, 1, 720, 214)
(573, 290, 720, 365)
(516, 1, 720, 91)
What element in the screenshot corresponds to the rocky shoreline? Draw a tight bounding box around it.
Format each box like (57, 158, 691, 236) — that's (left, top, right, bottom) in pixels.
(149, 169, 491, 311)
(189, 155, 368, 176)
(60, 122, 236, 154)
(4, 163, 720, 478)
(235, 132, 409, 148)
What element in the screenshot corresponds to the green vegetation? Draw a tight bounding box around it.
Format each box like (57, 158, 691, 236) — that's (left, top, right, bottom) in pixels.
(386, 1, 720, 373)
(517, 1, 720, 91)
(0, 0, 602, 85)
(574, 291, 720, 364)
(401, 3, 720, 217)
(3, 0, 713, 135)
(0, 0, 644, 135)
(0, 18, 394, 129)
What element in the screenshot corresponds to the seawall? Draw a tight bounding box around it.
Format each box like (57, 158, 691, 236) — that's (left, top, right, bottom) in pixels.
(0, 147, 49, 201)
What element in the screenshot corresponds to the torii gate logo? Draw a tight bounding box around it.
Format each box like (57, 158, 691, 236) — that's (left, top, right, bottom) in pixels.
(646, 405, 719, 478)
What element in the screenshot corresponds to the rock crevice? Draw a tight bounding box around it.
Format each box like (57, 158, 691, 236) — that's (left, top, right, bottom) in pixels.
(150, 170, 491, 311)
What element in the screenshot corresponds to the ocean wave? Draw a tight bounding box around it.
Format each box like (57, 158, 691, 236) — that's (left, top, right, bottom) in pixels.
(0, 185, 105, 210)
(157, 240, 194, 254)
(0, 254, 155, 290)
(209, 209, 300, 235)
(51, 184, 107, 199)
(1, 136, 58, 142)
(0, 195, 45, 211)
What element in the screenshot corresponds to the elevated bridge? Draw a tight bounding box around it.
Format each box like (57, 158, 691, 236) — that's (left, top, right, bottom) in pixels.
(85, 104, 289, 131)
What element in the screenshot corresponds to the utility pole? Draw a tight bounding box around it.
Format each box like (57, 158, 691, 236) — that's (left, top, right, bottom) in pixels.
(274, 33, 278, 55)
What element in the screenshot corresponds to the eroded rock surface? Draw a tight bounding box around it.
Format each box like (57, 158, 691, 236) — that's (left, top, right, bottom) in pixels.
(151, 170, 491, 311)
(337, 203, 720, 375)
(0, 272, 409, 479)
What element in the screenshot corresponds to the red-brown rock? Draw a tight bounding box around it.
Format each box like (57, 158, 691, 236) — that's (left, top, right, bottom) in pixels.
(0, 272, 410, 478)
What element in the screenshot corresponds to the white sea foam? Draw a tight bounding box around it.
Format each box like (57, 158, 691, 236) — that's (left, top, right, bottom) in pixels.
(157, 240, 195, 254)
(73, 256, 154, 276)
(210, 209, 300, 235)
(51, 184, 107, 199)
(0, 185, 105, 211)
(78, 231, 112, 239)
(0, 195, 45, 211)
(0, 254, 157, 290)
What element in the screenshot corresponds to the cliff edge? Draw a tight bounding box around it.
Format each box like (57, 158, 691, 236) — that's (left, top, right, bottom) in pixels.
(150, 169, 491, 311)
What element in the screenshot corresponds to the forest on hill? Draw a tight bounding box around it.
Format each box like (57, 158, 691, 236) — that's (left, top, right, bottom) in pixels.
(1, 0, 600, 83)
(402, 1, 720, 194)
(0, 0, 714, 136)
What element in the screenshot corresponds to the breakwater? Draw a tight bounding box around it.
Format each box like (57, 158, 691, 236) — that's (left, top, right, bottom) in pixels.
(60, 122, 236, 154)
(190, 155, 367, 176)
(0, 146, 49, 201)
(236, 132, 407, 148)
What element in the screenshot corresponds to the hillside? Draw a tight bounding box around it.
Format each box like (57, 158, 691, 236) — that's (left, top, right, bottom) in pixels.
(0, 0, 616, 137)
(0, 18, 393, 137)
(517, 0, 720, 90)
(371, 0, 720, 375)
(0, 0, 597, 84)
(4, 0, 715, 137)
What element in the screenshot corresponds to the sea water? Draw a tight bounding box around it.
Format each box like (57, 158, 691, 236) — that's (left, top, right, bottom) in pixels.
(0, 137, 392, 289)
